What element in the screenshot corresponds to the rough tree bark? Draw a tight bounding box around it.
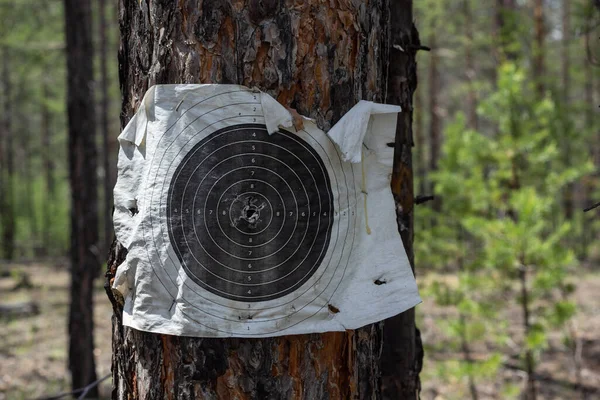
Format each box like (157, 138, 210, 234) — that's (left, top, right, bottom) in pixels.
(106, 1, 422, 399)
(64, 0, 100, 396)
(381, 2, 423, 397)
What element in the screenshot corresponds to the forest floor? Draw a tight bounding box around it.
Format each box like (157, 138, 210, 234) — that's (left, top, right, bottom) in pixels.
(0, 262, 599, 400)
(419, 270, 600, 400)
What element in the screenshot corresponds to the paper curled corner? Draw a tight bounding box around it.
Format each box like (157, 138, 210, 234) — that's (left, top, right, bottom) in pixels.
(117, 85, 156, 148)
(327, 100, 401, 163)
(259, 91, 293, 134)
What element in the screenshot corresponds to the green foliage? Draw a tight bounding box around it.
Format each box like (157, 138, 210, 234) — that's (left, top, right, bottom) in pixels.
(416, 60, 591, 395)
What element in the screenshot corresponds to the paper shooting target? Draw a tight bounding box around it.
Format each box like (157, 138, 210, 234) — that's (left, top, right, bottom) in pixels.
(166, 124, 334, 302)
(113, 85, 420, 338)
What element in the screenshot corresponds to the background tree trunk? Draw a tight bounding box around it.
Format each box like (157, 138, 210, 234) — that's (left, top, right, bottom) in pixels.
(42, 78, 54, 255)
(99, 0, 113, 257)
(495, 0, 517, 63)
(427, 30, 441, 212)
(107, 1, 421, 399)
(64, 0, 100, 396)
(532, 0, 545, 97)
(464, 0, 478, 131)
(1, 46, 16, 261)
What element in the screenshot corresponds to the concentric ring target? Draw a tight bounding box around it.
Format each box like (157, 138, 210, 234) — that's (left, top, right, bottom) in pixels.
(167, 124, 334, 302)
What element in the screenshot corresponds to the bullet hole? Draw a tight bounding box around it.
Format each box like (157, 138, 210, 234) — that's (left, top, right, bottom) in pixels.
(328, 304, 340, 314)
(374, 279, 387, 285)
(386, 142, 395, 148)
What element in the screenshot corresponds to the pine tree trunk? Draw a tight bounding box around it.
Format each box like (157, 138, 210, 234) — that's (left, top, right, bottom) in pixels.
(413, 74, 426, 197)
(107, 1, 421, 398)
(561, 0, 574, 220)
(1, 46, 16, 261)
(427, 30, 440, 212)
(495, 0, 517, 63)
(464, 0, 478, 131)
(381, 3, 423, 397)
(41, 78, 54, 254)
(64, 0, 100, 396)
(533, 0, 545, 97)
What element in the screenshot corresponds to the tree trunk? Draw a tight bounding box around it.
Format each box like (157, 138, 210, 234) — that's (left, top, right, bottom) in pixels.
(17, 96, 38, 253)
(532, 0, 545, 97)
(381, 3, 423, 398)
(42, 78, 54, 254)
(99, 0, 113, 257)
(64, 0, 100, 396)
(1, 46, 16, 261)
(413, 72, 426, 197)
(464, 0, 478, 131)
(107, 1, 421, 399)
(495, 0, 515, 61)
(427, 30, 440, 212)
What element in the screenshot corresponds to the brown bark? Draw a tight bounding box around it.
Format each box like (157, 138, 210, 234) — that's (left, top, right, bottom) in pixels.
(64, 0, 99, 396)
(533, 0, 545, 97)
(99, 0, 113, 257)
(381, 2, 423, 398)
(108, 1, 421, 399)
(1, 46, 16, 261)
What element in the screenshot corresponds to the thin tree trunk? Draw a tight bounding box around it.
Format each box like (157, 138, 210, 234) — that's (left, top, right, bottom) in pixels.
(18, 104, 38, 254)
(64, 0, 99, 396)
(42, 78, 54, 254)
(464, 0, 478, 131)
(99, 0, 113, 258)
(519, 264, 537, 400)
(457, 228, 478, 400)
(107, 1, 421, 399)
(414, 73, 426, 196)
(381, 1, 423, 397)
(427, 31, 441, 212)
(533, 0, 545, 97)
(1, 46, 16, 261)
(495, 0, 517, 63)
(562, 0, 574, 220)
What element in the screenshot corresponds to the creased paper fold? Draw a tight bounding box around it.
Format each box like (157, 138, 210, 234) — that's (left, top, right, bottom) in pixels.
(327, 100, 401, 163)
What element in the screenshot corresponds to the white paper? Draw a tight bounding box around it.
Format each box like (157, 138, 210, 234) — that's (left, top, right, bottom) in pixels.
(327, 100, 401, 163)
(112, 84, 420, 338)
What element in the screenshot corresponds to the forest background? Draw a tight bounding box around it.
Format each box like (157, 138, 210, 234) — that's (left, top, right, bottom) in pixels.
(0, 0, 598, 399)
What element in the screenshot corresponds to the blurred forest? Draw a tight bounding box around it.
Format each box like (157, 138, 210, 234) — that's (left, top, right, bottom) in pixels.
(0, 0, 598, 399)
